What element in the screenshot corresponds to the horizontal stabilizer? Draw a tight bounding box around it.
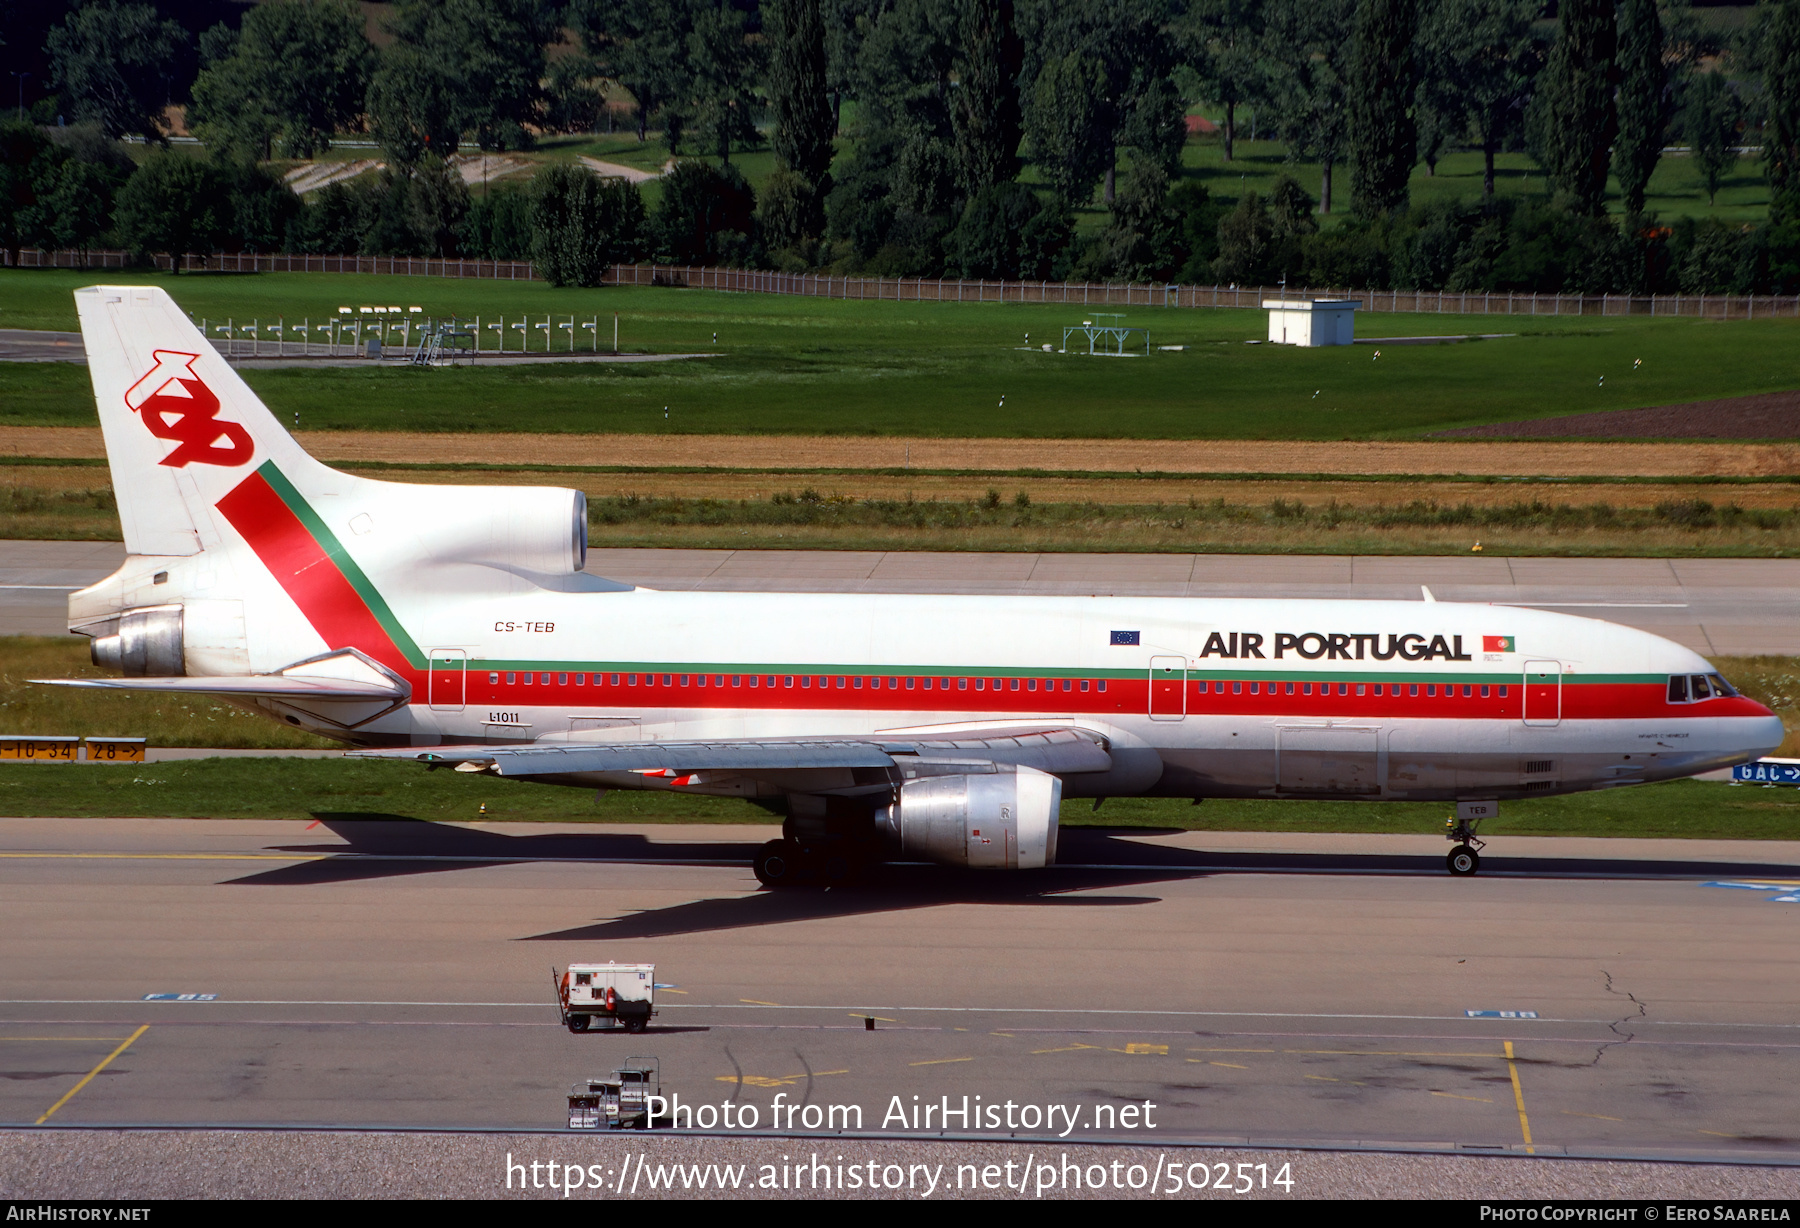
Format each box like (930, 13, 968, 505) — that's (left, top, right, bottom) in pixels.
(32, 674, 406, 701)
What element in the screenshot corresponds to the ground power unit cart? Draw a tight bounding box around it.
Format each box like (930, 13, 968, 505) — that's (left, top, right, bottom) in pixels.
(555, 962, 656, 1033)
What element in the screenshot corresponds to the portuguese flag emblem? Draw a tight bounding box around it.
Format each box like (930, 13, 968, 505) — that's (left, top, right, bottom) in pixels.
(1483, 635, 1515, 652)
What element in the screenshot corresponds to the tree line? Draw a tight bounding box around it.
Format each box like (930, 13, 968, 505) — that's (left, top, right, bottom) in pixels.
(4, 0, 1799, 295)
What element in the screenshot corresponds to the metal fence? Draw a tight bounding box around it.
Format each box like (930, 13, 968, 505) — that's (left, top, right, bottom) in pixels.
(12, 248, 1799, 320)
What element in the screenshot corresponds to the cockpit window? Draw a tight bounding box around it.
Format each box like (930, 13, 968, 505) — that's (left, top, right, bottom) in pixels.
(1670, 673, 1739, 703)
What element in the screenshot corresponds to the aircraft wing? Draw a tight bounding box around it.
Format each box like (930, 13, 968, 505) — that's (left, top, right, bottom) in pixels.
(352, 727, 1113, 778)
(31, 675, 407, 701)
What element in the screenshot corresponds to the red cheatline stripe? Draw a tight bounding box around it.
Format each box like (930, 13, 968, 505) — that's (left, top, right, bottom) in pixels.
(216, 470, 413, 679)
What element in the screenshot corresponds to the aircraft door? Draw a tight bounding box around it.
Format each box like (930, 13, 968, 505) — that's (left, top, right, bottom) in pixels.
(428, 649, 467, 711)
(1148, 655, 1187, 720)
(1522, 660, 1562, 727)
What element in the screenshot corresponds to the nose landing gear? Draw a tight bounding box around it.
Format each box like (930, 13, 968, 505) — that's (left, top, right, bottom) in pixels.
(1445, 801, 1493, 876)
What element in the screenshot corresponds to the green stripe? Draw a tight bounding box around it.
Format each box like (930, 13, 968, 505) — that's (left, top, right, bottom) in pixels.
(258, 461, 427, 669)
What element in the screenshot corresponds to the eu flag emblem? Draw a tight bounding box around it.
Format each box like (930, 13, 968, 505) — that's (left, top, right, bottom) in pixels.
(1483, 635, 1515, 652)
(1110, 630, 1140, 645)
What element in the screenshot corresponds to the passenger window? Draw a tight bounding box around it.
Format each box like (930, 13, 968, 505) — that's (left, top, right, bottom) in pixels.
(1355, 684, 1365, 696)
(1302, 683, 1312, 696)
(1285, 682, 1295, 695)
(1480, 685, 1489, 698)
(662, 674, 672, 686)
(1337, 683, 1348, 696)
(1080, 680, 1090, 692)
(1010, 678, 1020, 691)
(1498, 685, 1508, 697)
(905, 677, 916, 690)
(1233, 681, 1242, 694)
(1462, 685, 1471, 697)
(785, 676, 795, 688)
(732, 675, 742, 687)
(610, 674, 620, 686)
(489, 672, 499, 685)
(1098, 680, 1107, 692)
(679, 674, 689, 686)
(523, 673, 533, 686)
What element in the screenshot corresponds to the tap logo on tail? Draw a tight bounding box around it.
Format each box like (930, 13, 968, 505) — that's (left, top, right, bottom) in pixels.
(123, 350, 253, 468)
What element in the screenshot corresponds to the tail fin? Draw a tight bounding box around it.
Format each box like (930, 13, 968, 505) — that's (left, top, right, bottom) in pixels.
(76, 285, 331, 556)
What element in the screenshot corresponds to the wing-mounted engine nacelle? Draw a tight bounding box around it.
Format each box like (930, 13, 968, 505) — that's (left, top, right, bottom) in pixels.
(875, 766, 1061, 869)
(90, 605, 184, 676)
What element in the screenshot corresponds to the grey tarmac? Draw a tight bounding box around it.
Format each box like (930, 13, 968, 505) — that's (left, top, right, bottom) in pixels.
(4, 541, 1798, 656)
(2, 816, 1799, 1199)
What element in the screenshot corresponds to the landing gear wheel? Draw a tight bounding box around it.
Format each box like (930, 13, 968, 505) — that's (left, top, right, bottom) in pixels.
(753, 839, 802, 888)
(1447, 845, 1481, 876)
(567, 1015, 589, 1033)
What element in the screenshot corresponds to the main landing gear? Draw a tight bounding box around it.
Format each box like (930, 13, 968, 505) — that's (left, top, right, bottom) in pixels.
(753, 838, 865, 889)
(1445, 802, 1493, 876)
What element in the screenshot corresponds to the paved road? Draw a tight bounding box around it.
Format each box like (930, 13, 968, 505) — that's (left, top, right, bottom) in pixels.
(2, 817, 1797, 1164)
(6, 540, 1798, 656)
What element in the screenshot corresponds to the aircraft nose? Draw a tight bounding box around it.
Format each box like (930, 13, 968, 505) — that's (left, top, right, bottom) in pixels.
(1746, 711, 1786, 758)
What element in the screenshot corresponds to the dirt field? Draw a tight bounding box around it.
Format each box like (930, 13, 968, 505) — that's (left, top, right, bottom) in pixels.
(13, 461, 1800, 509)
(1438, 390, 1800, 439)
(7, 427, 1800, 478)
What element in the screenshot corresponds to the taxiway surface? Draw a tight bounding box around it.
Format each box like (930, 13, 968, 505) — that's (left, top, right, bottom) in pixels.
(3, 816, 1797, 1161)
(4, 540, 1797, 656)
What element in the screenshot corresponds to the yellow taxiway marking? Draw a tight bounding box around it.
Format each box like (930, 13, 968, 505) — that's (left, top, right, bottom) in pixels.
(1430, 1091, 1494, 1103)
(1505, 1040, 1536, 1155)
(36, 1024, 148, 1125)
(1031, 1043, 1101, 1055)
(1699, 1130, 1742, 1139)
(848, 1013, 896, 1023)
(0, 852, 323, 861)
(1562, 1111, 1624, 1122)
(909, 1057, 974, 1067)
(1187, 1048, 1276, 1054)
(1, 1038, 135, 1043)
(716, 1069, 849, 1088)
(1116, 1043, 1168, 1056)
(1207, 1061, 1249, 1069)
(739, 999, 781, 1007)
(659, 988, 689, 995)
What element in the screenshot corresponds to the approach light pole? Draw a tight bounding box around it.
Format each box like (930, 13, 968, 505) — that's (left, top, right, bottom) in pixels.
(9, 73, 29, 123)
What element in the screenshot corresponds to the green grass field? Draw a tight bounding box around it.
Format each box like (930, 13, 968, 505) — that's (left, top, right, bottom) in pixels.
(5, 270, 1797, 440)
(0, 756, 1792, 839)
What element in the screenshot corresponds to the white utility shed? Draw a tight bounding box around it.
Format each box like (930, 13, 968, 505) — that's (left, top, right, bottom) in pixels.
(1262, 299, 1360, 346)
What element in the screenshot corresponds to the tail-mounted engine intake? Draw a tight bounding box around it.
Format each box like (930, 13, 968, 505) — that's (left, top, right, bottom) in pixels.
(875, 766, 1061, 869)
(90, 605, 184, 676)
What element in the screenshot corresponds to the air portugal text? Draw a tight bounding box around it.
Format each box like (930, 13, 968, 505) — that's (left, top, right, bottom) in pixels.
(1200, 632, 1478, 662)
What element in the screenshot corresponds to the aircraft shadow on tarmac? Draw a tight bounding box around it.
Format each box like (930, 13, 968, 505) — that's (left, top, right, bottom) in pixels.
(218, 815, 1800, 941)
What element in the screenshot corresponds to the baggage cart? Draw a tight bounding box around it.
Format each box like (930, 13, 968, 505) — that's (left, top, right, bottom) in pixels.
(567, 1057, 661, 1129)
